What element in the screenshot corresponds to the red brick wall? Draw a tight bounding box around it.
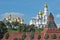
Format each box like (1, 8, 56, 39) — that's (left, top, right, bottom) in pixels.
(1, 28, 60, 40)
(47, 17, 54, 21)
(1, 32, 60, 40)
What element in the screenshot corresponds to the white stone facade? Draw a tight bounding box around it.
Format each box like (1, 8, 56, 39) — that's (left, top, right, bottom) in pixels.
(29, 4, 48, 28)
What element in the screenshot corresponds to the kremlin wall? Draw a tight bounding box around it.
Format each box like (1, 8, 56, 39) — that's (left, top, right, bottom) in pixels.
(1, 4, 60, 40)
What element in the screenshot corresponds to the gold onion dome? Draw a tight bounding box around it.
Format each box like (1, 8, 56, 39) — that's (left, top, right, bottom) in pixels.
(44, 4, 48, 8)
(21, 18, 23, 20)
(38, 11, 43, 15)
(8, 14, 12, 17)
(17, 17, 20, 19)
(21, 18, 24, 22)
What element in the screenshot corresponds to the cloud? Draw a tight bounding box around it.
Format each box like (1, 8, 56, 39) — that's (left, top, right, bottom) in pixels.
(56, 14, 60, 18)
(0, 12, 25, 20)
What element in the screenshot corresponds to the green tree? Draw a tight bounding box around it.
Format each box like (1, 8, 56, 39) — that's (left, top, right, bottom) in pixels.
(6, 21, 12, 29)
(0, 21, 7, 39)
(35, 28, 43, 32)
(13, 38, 22, 40)
(13, 38, 18, 40)
(4, 32, 9, 40)
(28, 24, 35, 32)
(30, 32, 34, 40)
(18, 24, 27, 32)
(12, 22, 19, 26)
(21, 32, 26, 40)
(0, 33, 3, 39)
(22, 24, 27, 32)
(17, 24, 23, 32)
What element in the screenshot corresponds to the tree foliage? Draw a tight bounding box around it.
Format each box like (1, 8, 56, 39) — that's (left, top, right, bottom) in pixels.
(0, 21, 7, 39)
(4, 32, 9, 39)
(13, 38, 22, 40)
(12, 22, 19, 26)
(27, 24, 35, 32)
(13, 38, 18, 40)
(30, 32, 34, 40)
(17, 24, 27, 32)
(21, 32, 26, 40)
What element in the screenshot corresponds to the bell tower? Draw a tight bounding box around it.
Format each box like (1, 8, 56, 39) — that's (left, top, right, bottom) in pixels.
(43, 4, 48, 27)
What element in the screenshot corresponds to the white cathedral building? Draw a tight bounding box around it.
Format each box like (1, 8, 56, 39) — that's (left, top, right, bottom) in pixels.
(29, 4, 48, 28)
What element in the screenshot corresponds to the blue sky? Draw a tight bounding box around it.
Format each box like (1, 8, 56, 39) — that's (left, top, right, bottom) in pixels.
(0, 0, 60, 25)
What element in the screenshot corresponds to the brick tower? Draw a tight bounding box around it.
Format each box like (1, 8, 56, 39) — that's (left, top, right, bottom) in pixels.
(41, 12, 60, 40)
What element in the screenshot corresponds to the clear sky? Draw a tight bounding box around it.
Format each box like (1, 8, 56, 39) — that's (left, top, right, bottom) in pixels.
(0, 0, 60, 25)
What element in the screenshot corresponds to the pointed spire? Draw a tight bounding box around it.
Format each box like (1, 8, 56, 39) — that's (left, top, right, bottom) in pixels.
(46, 12, 57, 28)
(48, 12, 54, 18)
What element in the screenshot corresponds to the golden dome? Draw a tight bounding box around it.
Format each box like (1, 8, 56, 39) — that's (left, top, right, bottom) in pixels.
(8, 14, 12, 17)
(38, 11, 43, 15)
(44, 4, 48, 8)
(17, 17, 20, 19)
(20, 18, 24, 22)
(7, 14, 12, 19)
(4, 18, 6, 20)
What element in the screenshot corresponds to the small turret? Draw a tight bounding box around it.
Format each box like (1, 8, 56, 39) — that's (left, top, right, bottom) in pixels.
(8, 14, 12, 17)
(7, 14, 12, 19)
(43, 3, 48, 25)
(44, 3, 48, 15)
